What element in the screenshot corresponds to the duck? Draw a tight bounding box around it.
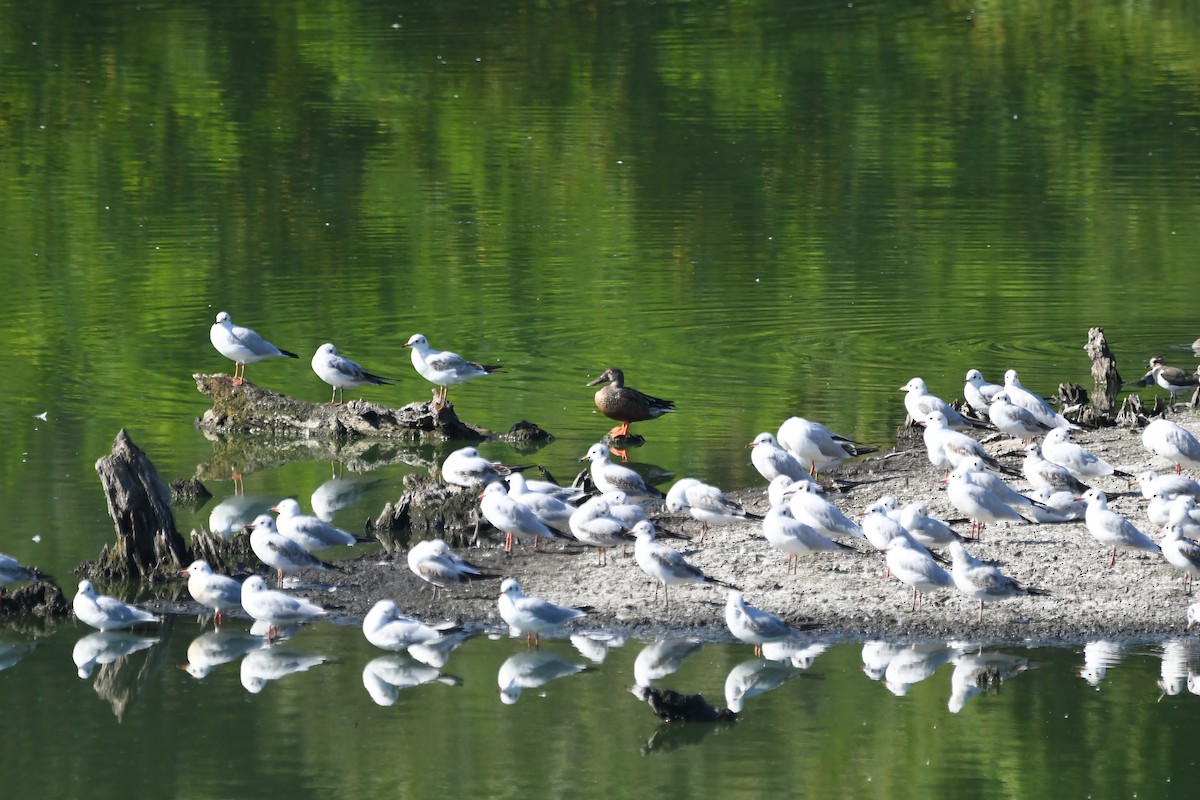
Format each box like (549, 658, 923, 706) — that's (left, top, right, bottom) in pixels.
(586, 368, 675, 438)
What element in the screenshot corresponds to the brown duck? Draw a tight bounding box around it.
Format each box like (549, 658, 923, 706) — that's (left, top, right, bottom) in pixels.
(587, 368, 676, 437)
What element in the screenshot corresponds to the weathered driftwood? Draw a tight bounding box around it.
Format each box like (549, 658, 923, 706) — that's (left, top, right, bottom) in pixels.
(90, 430, 191, 582)
(1085, 327, 1122, 415)
(188, 529, 261, 576)
(194, 373, 490, 441)
(1115, 393, 1165, 428)
(369, 474, 491, 551)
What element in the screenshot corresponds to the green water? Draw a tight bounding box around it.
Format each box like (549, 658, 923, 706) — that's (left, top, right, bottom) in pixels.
(2, 0, 1200, 796)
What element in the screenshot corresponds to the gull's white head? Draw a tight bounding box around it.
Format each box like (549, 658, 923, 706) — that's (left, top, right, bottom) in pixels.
(403, 333, 429, 351)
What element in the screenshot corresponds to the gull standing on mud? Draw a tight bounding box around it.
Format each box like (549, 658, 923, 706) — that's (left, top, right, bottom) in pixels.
(1042, 428, 1121, 480)
(240, 575, 326, 642)
(883, 534, 954, 611)
(273, 498, 361, 553)
(249, 514, 338, 585)
(407, 539, 496, 594)
(569, 497, 631, 566)
(479, 482, 557, 553)
(1023, 443, 1090, 494)
(666, 478, 760, 539)
(441, 446, 509, 489)
(724, 591, 812, 656)
(947, 541, 1045, 622)
(1002, 369, 1072, 430)
(963, 369, 1003, 413)
(632, 521, 736, 608)
(72, 580, 160, 632)
(403, 333, 500, 408)
(362, 600, 459, 652)
(921, 411, 1002, 473)
(761, 503, 853, 574)
(310, 343, 392, 404)
(945, 467, 1030, 538)
(747, 432, 813, 484)
(182, 560, 243, 626)
(209, 311, 298, 386)
(1160, 523, 1200, 593)
(776, 416, 873, 475)
(989, 392, 1055, 442)
(900, 377, 975, 429)
(784, 481, 865, 541)
(1079, 489, 1162, 567)
(497, 578, 587, 648)
(1142, 419, 1200, 474)
(580, 443, 665, 500)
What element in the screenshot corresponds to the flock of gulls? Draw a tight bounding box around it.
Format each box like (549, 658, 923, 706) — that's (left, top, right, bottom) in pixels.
(7, 312, 1200, 717)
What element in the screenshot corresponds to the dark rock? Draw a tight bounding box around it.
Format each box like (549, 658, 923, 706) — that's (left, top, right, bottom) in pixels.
(169, 477, 212, 508)
(501, 420, 555, 453)
(0, 580, 69, 619)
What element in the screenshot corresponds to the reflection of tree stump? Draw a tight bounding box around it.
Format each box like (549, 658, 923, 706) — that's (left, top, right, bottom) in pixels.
(91, 430, 190, 582)
(1084, 327, 1122, 415)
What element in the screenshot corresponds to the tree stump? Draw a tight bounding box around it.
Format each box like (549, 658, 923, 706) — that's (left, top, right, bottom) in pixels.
(1084, 327, 1122, 416)
(369, 474, 489, 551)
(90, 430, 191, 582)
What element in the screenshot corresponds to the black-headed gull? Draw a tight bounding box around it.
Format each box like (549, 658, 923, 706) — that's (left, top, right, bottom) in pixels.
(362, 600, 459, 652)
(952, 458, 1037, 510)
(883, 533, 954, 611)
(310, 342, 393, 404)
(479, 482, 558, 553)
(632, 520, 736, 608)
(989, 391, 1055, 442)
(783, 481, 865, 541)
(1042, 428, 1122, 480)
(1024, 488, 1086, 523)
(182, 560, 243, 625)
(1142, 418, 1200, 474)
(407, 538, 496, 594)
(1022, 442, 1090, 495)
(946, 468, 1030, 538)
(568, 497, 631, 566)
(403, 333, 500, 407)
(249, 514, 338, 585)
(963, 369, 1003, 413)
(761, 504, 854, 574)
(273, 497, 362, 553)
(586, 367, 675, 438)
(1003, 369, 1072, 430)
(899, 502, 966, 549)
(0, 553, 48, 595)
(441, 446, 509, 489)
(947, 541, 1045, 621)
(900, 377, 976, 429)
(72, 580, 160, 632)
(922, 411, 1002, 474)
(497, 578, 587, 648)
(506, 473, 574, 533)
(724, 591, 813, 655)
(579, 443, 665, 500)
(1136, 470, 1200, 502)
(747, 432, 813, 485)
(209, 311, 298, 385)
(776, 416, 873, 475)
(240, 575, 326, 641)
(665, 477, 760, 540)
(1079, 488, 1162, 567)
(1161, 523, 1200, 594)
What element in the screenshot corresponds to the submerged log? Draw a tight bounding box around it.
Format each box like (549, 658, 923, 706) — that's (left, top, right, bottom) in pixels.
(90, 430, 191, 582)
(193, 373, 490, 441)
(0, 581, 69, 620)
(1084, 327, 1122, 416)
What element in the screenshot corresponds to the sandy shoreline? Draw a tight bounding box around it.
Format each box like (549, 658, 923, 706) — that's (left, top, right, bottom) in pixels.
(165, 413, 1200, 646)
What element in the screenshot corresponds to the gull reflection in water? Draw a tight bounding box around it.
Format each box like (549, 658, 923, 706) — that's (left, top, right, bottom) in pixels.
(1078, 640, 1123, 688)
(633, 639, 704, 687)
(948, 650, 1031, 713)
(761, 640, 829, 670)
(724, 658, 806, 713)
(208, 495, 275, 539)
(239, 647, 330, 694)
(861, 641, 909, 682)
(882, 643, 963, 697)
(362, 654, 462, 707)
(0, 639, 36, 673)
(497, 650, 587, 705)
(72, 631, 159, 680)
(311, 477, 385, 522)
(1157, 638, 1200, 698)
(571, 631, 627, 664)
(181, 630, 269, 680)
(407, 630, 473, 670)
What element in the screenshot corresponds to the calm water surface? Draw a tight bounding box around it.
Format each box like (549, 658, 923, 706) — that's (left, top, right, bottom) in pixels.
(2, 0, 1200, 796)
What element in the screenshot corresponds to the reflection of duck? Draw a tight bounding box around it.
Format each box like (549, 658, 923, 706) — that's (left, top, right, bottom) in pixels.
(948, 651, 1030, 713)
(496, 650, 587, 704)
(182, 630, 268, 680)
(633, 639, 704, 687)
(239, 648, 329, 694)
(1079, 640, 1122, 687)
(586, 368, 676, 438)
(723, 658, 804, 713)
(72, 631, 159, 679)
(629, 685, 736, 723)
(362, 654, 462, 707)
